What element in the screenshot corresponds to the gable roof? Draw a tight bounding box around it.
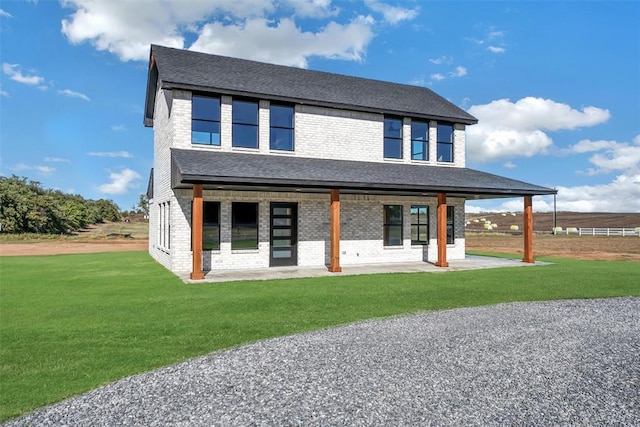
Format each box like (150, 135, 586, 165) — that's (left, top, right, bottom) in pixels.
(171, 149, 556, 198)
(145, 45, 478, 127)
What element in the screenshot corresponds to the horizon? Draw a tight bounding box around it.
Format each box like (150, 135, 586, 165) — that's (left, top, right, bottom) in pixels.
(1, 1, 638, 213)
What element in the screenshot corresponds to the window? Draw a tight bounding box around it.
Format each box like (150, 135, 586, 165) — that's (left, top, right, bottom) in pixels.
(203, 202, 220, 251)
(384, 117, 403, 159)
(159, 201, 170, 249)
(447, 205, 455, 244)
(232, 202, 259, 249)
(192, 95, 220, 145)
(270, 104, 294, 151)
(411, 121, 429, 161)
(232, 100, 259, 148)
(437, 123, 454, 162)
(383, 205, 403, 246)
(410, 205, 429, 245)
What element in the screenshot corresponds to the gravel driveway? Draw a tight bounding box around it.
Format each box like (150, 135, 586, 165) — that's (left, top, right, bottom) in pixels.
(6, 297, 639, 426)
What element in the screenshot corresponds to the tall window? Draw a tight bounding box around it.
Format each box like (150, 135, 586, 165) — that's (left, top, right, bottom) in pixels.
(203, 202, 220, 251)
(447, 205, 455, 244)
(383, 205, 403, 246)
(384, 117, 403, 159)
(232, 100, 259, 148)
(270, 104, 294, 151)
(437, 123, 454, 162)
(410, 205, 428, 245)
(159, 201, 170, 249)
(192, 95, 220, 145)
(411, 121, 429, 161)
(232, 202, 259, 249)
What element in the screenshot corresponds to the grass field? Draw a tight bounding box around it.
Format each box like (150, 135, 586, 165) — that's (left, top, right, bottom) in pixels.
(1, 252, 639, 421)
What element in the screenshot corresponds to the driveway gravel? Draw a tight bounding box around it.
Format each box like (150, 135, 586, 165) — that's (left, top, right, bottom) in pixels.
(6, 297, 639, 426)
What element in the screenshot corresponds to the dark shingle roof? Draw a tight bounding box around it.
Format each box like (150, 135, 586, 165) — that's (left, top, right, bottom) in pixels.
(171, 149, 556, 198)
(147, 45, 477, 126)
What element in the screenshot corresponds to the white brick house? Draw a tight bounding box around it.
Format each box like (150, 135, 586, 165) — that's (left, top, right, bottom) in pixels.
(144, 45, 555, 280)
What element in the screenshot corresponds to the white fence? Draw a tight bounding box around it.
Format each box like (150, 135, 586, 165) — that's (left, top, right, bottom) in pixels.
(553, 227, 640, 237)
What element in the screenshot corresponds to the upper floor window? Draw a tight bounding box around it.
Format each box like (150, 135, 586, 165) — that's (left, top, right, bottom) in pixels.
(192, 95, 220, 145)
(410, 205, 428, 245)
(384, 117, 403, 159)
(437, 123, 454, 162)
(383, 205, 403, 246)
(232, 100, 258, 148)
(270, 104, 294, 151)
(411, 121, 429, 161)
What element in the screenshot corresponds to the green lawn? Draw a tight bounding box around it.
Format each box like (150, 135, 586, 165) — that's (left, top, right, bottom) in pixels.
(1, 252, 639, 421)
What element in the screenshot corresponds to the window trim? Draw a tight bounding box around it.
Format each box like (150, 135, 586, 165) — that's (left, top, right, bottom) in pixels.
(437, 122, 454, 163)
(269, 104, 295, 151)
(232, 202, 259, 250)
(446, 205, 455, 245)
(191, 94, 221, 146)
(203, 201, 220, 251)
(232, 99, 259, 149)
(383, 204, 403, 246)
(383, 117, 403, 159)
(410, 205, 429, 245)
(411, 120, 429, 161)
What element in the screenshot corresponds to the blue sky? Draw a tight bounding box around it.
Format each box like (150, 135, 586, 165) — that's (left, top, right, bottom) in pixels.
(1, 0, 638, 212)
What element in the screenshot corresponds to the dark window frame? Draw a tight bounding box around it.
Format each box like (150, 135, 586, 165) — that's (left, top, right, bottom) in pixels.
(383, 205, 403, 246)
(203, 201, 220, 251)
(437, 122, 454, 163)
(270, 104, 294, 151)
(411, 120, 429, 161)
(191, 95, 221, 146)
(383, 117, 403, 159)
(446, 205, 455, 245)
(232, 99, 259, 149)
(410, 205, 429, 245)
(232, 202, 259, 250)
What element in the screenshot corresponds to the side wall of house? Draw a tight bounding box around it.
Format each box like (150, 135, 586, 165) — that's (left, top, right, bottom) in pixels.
(167, 189, 466, 274)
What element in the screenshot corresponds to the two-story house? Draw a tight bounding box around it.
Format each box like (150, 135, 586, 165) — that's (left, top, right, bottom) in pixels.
(144, 45, 555, 280)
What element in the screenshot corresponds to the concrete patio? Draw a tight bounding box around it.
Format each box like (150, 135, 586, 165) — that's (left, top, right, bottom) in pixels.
(181, 255, 551, 283)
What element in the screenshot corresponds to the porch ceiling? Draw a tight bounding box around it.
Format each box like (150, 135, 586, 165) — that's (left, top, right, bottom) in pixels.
(171, 149, 556, 200)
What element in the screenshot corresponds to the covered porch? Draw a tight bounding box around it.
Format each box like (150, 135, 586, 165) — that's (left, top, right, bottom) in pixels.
(170, 149, 556, 280)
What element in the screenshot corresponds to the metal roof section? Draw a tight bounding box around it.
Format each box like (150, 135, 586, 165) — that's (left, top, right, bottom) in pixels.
(145, 45, 478, 127)
(171, 149, 556, 199)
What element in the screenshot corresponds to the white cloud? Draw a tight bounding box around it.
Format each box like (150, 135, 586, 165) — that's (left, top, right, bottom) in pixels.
(60, 0, 376, 67)
(99, 168, 141, 195)
(571, 137, 640, 176)
(35, 166, 56, 174)
(449, 66, 467, 77)
(503, 161, 517, 169)
(0, 89, 8, 97)
(430, 73, 445, 81)
(58, 88, 90, 101)
(10, 162, 56, 175)
(0, 9, 13, 18)
(487, 45, 506, 53)
(363, 0, 418, 24)
(88, 151, 133, 158)
(429, 56, 453, 65)
(44, 157, 71, 163)
(111, 124, 126, 131)
(191, 16, 374, 68)
(2, 63, 45, 85)
(466, 97, 611, 162)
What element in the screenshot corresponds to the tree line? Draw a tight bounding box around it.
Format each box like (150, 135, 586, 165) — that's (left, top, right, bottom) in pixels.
(0, 175, 122, 234)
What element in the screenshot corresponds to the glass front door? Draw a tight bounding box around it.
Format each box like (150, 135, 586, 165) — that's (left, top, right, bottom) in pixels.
(270, 203, 298, 267)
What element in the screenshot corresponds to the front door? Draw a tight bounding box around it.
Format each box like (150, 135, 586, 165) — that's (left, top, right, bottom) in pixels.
(270, 203, 298, 267)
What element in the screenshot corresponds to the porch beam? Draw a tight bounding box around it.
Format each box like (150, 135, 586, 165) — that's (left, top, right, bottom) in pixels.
(435, 192, 449, 267)
(328, 189, 342, 272)
(190, 184, 205, 280)
(523, 195, 534, 263)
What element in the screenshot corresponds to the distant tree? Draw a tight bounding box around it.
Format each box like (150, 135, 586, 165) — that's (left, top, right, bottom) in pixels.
(137, 193, 149, 216)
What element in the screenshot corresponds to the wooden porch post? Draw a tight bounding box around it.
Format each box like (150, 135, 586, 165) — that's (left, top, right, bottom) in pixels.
(435, 192, 449, 267)
(328, 189, 342, 272)
(523, 195, 534, 263)
(190, 184, 205, 280)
